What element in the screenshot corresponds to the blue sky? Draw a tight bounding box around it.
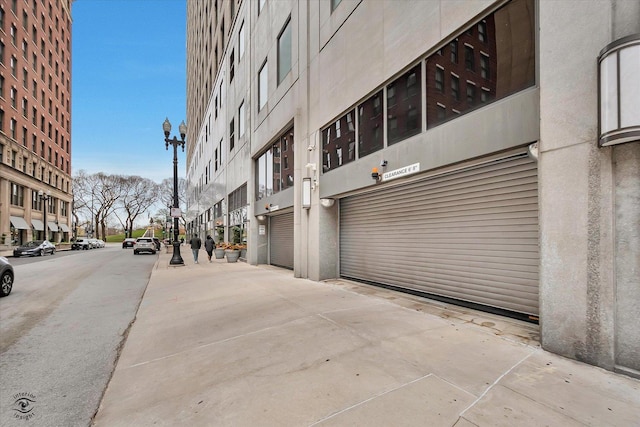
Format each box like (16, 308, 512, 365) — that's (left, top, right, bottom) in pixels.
(72, 0, 187, 183)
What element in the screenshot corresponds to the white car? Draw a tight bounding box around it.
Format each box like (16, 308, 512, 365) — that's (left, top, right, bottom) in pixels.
(133, 237, 156, 255)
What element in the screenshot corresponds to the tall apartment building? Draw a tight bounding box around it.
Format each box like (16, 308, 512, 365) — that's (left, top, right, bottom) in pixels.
(186, 0, 640, 377)
(0, 0, 73, 246)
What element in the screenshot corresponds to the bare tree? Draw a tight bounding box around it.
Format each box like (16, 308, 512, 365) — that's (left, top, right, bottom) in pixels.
(114, 176, 160, 238)
(93, 173, 126, 240)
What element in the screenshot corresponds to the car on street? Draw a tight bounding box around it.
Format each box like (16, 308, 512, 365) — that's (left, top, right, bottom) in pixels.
(0, 256, 14, 297)
(13, 240, 56, 257)
(72, 238, 91, 250)
(122, 238, 136, 248)
(95, 239, 106, 248)
(133, 237, 156, 255)
(88, 238, 101, 249)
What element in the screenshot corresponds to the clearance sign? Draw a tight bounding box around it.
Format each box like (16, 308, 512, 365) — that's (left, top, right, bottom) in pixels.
(382, 163, 420, 182)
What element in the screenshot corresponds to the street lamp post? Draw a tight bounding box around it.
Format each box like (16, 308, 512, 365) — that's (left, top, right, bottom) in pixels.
(163, 118, 187, 265)
(38, 189, 51, 241)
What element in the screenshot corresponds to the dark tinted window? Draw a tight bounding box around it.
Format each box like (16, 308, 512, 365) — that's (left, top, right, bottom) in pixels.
(357, 90, 383, 158)
(387, 63, 422, 145)
(425, 0, 535, 129)
(322, 110, 355, 172)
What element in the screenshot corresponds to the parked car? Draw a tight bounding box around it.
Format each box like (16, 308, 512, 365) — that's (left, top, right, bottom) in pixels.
(152, 237, 161, 251)
(133, 237, 156, 255)
(72, 238, 91, 250)
(96, 239, 106, 248)
(13, 240, 56, 257)
(0, 256, 14, 297)
(88, 238, 100, 249)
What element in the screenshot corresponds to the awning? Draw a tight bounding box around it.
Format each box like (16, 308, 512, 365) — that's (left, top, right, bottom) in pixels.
(10, 216, 30, 230)
(59, 223, 70, 232)
(48, 221, 59, 231)
(31, 219, 44, 231)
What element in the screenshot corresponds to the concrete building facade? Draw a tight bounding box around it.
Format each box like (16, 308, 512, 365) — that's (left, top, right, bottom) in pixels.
(186, 0, 640, 378)
(0, 0, 73, 247)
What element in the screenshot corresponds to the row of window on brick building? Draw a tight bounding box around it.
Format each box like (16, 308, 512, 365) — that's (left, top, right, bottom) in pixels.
(8, 181, 69, 216)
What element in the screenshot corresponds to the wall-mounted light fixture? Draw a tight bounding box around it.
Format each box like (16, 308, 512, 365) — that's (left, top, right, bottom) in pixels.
(371, 167, 381, 181)
(528, 142, 539, 161)
(302, 178, 312, 209)
(598, 34, 640, 147)
(256, 215, 266, 221)
(320, 198, 335, 208)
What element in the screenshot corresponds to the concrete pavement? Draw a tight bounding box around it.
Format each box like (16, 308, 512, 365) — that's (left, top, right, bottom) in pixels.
(92, 246, 640, 426)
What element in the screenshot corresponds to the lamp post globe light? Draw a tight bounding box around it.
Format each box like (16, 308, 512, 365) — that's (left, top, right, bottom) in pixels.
(164, 118, 187, 265)
(38, 189, 51, 241)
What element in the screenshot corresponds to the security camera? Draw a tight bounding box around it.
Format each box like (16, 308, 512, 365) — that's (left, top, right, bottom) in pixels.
(307, 145, 314, 151)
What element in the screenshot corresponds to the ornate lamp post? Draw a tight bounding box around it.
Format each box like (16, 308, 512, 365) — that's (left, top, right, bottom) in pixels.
(38, 189, 51, 241)
(163, 118, 187, 265)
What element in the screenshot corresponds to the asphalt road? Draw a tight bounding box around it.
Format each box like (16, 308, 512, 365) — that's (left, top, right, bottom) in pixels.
(0, 244, 155, 426)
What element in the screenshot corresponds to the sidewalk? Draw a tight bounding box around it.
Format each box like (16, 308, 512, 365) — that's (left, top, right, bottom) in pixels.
(93, 247, 640, 426)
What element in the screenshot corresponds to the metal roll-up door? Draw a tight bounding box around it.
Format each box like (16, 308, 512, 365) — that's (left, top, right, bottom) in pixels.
(270, 212, 294, 269)
(340, 153, 539, 317)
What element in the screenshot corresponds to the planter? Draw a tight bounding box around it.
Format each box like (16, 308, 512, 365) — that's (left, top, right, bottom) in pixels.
(240, 249, 247, 259)
(214, 248, 226, 259)
(225, 249, 240, 263)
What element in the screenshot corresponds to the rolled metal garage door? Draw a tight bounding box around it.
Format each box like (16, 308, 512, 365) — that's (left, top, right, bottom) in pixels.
(269, 212, 294, 269)
(340, 153, 539, 317)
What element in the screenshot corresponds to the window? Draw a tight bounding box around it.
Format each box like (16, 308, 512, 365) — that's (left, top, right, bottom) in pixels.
(229, 118, 235, 151)
(331, 0, 343, 11)
(466, 83, 476, 105)
(10, 55, 17, 76)
(10, 87, 17, 108)
(322, 110, 355, 172)
(255, 127, 294, 200)
(481, 88, 490, 103)
(480, 54, 489, 79)
(238, 22, 245, 59)
(464, 45, 474, 71)
(478, 21, 487, 42)
(10, 119, 16, 139)
(0, 75, 3, 97)
(387, 64, 422, 145)
(11, 182, 24, 207)
(450, 40, 458, 63)
(238, 101, 245, 138)
(277, 17, 292, 84)
(258, 60, 268, 111)
(357, 91, 383, 158)
(435, 67, 444, 92)
(229, 49, 234, 82)
(425, 0, 535, 129)
(451, 75, 459, 101)
(259, 0, 265, 14)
